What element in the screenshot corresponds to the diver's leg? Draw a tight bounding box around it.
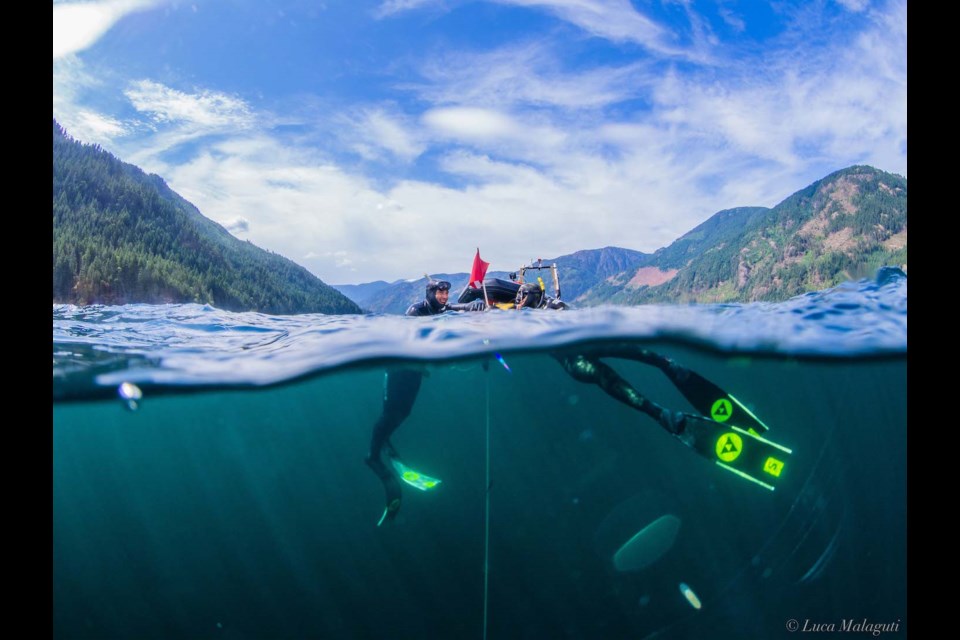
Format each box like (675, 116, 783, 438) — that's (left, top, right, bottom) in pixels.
(368, 368, 423, 460)
(564, 344, 689, 382)
(556, 354, 684, 435)
(564, 344, 770, 433)
(366, 368, 423, 523)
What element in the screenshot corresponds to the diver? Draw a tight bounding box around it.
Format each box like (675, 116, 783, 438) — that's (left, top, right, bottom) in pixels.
(367, 278, 485, 525)
(516, 282, 568, 310)
(405, 277, 486, 315)
(460, 278, 568, 310)
(551, 342, 789, 490)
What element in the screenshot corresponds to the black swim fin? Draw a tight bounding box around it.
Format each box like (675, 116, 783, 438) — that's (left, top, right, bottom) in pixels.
(366, 455, 403, 526)
(377, 498, 402, 527)
(666, 366, 770, 434)
(673, 413, 791, 491)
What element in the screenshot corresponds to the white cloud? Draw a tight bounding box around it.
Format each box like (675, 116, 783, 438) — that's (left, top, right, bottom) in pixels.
(74, 110, 130, 139)
(126, 130, 610, 284)
(373, 0, 439, 19)
(423, 107, 519, 140)
(377, 0, 706, 60)
(657, 0, 906, 175)
(495, 0, 668, 46)
(53, 56, 138, 148)
(376, 199, 404, 211)
(220, 216, 250, 234)
(347, 108, 426, 162)
(53, 0, 161, 59)
(554, 0, 665, 44)
(104, 80, 260, 166)
(411, 41, 652, 110)
(836, 0, 871, 11)
(125, 80, 255, 129)
(717, 4, 746, 33)
(54, 55, 97, 117)
(424, 112, 569, 171)
(438, 151, 542, 184)
(330, 252, 354, 268)
(139, 134, 423, 282)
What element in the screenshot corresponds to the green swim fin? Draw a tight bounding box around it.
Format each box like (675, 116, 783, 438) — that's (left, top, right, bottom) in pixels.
(389, 456, 442, 491)
(676, 413, 791, 491)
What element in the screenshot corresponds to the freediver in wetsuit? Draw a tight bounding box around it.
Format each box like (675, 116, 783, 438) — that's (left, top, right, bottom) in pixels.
(366, 279, 485, 525)
(551, 338, 788, 491)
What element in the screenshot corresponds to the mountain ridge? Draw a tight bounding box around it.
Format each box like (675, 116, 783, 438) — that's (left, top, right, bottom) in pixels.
(53, 120, 361, 315)
(337, 166, 906, 312)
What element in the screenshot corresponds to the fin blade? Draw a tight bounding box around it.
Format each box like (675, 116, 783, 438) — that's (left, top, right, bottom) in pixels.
(672, 371, 770, 433)
(678, 414, 790, 490)
(390, 457, 443, 491)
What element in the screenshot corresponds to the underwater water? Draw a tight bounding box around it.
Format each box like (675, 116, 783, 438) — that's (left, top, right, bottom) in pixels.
(53, 276, 907, 639)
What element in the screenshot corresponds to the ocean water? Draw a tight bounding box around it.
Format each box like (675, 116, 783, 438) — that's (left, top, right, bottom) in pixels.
(53, 274, 907, 639)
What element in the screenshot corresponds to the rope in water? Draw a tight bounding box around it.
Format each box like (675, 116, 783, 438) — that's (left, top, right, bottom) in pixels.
(482, 366, 491, 640)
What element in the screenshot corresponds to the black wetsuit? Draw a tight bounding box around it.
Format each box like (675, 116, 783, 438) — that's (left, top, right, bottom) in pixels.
(366, 282, 484, 523)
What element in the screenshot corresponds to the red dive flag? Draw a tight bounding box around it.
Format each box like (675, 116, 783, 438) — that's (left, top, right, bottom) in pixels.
(469, 249, 490, 288)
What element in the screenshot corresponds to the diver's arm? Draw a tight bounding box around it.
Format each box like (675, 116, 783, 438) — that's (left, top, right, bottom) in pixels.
(405, 301, 433, 316)
(444, 300, 486, 312)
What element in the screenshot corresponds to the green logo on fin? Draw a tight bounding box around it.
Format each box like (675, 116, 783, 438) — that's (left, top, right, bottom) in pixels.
(711, 399, 733, 422)
(763, 457, 784, 477)
(716, 433, 743, 462)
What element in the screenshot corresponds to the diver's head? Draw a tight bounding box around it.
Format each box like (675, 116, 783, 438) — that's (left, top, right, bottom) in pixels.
(516, 282, 544, 309)
(425, 279, 452, 311)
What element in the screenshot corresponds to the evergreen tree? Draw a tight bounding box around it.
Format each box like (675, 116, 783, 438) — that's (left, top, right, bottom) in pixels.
(52, 120, 362, 314)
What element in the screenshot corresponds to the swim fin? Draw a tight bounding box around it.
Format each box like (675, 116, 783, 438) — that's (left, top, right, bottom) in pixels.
(377, 498, 402, 527)
(366, 454, 403, 526)
(674, 413, 791, 491)
(389, 456, 443, 491)
(667, 367, 770, 435)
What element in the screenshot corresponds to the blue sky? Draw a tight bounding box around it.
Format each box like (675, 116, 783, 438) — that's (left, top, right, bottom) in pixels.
(53, 0, 906, 284)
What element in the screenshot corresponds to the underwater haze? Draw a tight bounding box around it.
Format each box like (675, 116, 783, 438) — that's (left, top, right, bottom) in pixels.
(53, 274, 907, 639)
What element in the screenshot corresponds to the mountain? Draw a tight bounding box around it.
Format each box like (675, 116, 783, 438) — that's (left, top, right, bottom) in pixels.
(330, 280, 394, 310)
(52, 120, 361, 314)
(544, 247, 651, 301)
(341, 166, 905, 311)
(335, 247, 650, 314)
(578, 166, 907, 305)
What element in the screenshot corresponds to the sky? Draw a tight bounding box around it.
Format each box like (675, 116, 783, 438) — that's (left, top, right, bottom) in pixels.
(53, 0, 907, 285)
